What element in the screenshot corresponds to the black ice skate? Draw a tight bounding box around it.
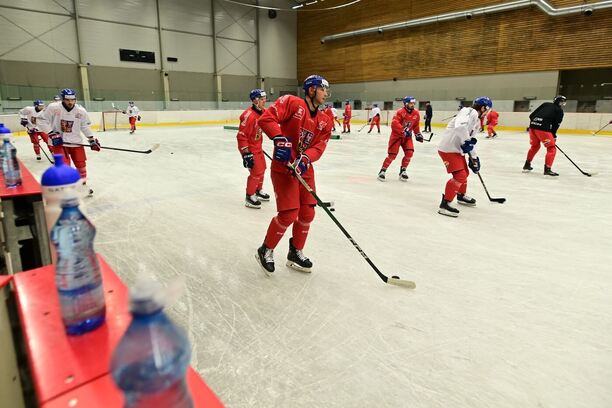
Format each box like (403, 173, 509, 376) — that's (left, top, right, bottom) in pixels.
(544, 166, 559, 176)
(522, 160, 533, 172)
(286, 238, 312, 273)
(256, 190, 270, 201)
(438, 194, 459, 218)
(245, 194, 262, 209)
(399, 167, 409, 181)
(377, 168, 387, 182)
(457, 193, 476, 207)
(256, 244, 274, 275)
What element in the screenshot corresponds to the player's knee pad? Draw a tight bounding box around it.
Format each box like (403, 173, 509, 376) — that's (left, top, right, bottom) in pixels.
(277, 208, 299, 228)
(452, 169, 468, 185)
(297, 204, 315, 225)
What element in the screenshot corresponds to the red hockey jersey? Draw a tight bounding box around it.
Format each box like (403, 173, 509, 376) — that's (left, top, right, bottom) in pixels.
(259, 95, 332, 173)
(236, 106, 266, 153)
(391, 107, 421, 136)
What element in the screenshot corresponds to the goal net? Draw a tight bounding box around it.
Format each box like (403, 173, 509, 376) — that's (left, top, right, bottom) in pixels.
(101, 110, 119, 131)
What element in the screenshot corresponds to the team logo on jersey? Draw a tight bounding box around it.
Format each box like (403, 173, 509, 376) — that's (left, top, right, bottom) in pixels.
(60, 119, 74, 133)
(293, 106, 305, 121)
(317, 120, 327, 131)
(75, 112, 82, 119)
(255, 127, 262, 141)
(404, 120, 412, 128)
(298, 128, 314, 152)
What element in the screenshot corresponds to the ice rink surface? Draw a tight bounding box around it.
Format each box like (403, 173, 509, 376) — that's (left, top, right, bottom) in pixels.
(16, 124, 612, 408)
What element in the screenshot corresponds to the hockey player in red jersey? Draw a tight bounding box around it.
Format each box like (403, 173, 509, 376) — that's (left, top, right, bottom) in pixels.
(367, 103, 381, 134)
(437, 96, 492, 217)
(485, 109, 499, 138)
(323, 104, 336, 131)
(523, 96, 566, 176)
(237, 89, 269, 209)
(342, 100, 352, 133)
(377, 96, 424, 182)
(255, 75, 332, 274)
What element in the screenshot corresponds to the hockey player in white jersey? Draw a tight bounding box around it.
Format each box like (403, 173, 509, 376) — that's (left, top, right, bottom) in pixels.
(437, 96, 493, 217)
(367, 103, 382, 133)
(42, 88, 101, 195)
(123, 101, 141, 134)
(19, 99, 51, 160)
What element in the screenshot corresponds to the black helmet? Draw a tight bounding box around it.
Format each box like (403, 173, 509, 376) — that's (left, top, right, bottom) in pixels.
(553, 95, 567, 105)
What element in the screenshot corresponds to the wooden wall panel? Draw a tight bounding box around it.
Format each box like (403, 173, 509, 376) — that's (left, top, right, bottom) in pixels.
(297, 0, 612, 84)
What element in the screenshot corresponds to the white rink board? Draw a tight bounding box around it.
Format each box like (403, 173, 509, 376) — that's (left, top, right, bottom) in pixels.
(17, 125, 612, 408)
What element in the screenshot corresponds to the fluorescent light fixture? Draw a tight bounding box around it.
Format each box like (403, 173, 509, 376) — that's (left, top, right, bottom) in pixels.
(305, 1, 318, 5)
(292, 4, 303, 9)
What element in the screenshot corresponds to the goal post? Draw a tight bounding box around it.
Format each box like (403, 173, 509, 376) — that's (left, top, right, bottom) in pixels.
(101, 110, 119, 131)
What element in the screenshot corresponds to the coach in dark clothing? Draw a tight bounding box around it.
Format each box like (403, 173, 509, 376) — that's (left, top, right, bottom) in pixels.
(424, 102, 433, 132)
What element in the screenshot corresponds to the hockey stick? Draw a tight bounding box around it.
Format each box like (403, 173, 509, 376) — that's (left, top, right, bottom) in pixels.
(111, 102, 123, 113)
(442, 114, 456, 121)
(423, 132, 434, 142)
(592, 120, 611, 135)
(290, 163, 415, 288)
(555, 144, 594, 177)
(358, 122, 369, 132)
(64, 143, 160, 154)
(475, 171, 506, 203)
(261, 151, 334, 211)
(38, 138, 53, 163)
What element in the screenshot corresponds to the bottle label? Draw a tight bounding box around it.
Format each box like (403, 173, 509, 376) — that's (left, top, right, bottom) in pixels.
(58, 282, 105, 323)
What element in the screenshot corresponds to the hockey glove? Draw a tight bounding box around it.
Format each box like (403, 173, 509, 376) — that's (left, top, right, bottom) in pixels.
(137, 115, 141, 121)
(461, 137, 477, 153)
(292, 154, 311, 176)
(49, 132, 63, 147)
(415, 133, 424, 143)
(367, 118, 372, 124)
(242, 152, 254, 169)
(468, 156, 481, 174)
(88, 137, 101, 151)
(20, 118, 29, 127)
(272, 136, 292, 162)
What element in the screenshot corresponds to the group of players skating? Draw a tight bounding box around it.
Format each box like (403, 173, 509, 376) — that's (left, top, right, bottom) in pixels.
(18, 90, 140, 195)
(236, 75, 568, 275)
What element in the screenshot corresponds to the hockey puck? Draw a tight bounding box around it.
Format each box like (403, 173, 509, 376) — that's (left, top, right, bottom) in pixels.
(170, 152, 174, 154)
(391, 275, 399, 279)
(330, 208, 335, 212)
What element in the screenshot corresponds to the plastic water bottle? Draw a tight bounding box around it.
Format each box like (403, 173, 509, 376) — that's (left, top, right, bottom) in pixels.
(51, 197, 106, 335)
(1, 125, 22, 187)
(41, 154, 82, 235)
(0, 123, 10, 173)
(111, 279, 193, 408)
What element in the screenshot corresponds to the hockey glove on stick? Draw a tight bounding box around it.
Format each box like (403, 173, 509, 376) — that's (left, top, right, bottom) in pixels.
(415, 133, 424, 143)
(468, 156, 481, 173)
(49, 132, 63, 146)
(461, 137, 477, 153)
(88, 137, 101, 151)
(292, 154, 311, 176)
(272, 136, 292, 162)
(137, 115, 141, 121)
(242, 152, 254, 169)
(20, 118, 29, 127)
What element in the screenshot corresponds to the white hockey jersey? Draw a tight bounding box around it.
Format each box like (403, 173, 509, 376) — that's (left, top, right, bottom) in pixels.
(42, 103, 94, 144)
(19, 106, 51, 133)
(125, 105, 140, 118)
(370, 107, 381, 117)
(331, 107, 338, 118)
(438, 107, 481, 157)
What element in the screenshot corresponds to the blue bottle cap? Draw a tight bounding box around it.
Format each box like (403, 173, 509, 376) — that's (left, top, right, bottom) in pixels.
(0, 124, 11, 134)
(41, 154, 81, 186)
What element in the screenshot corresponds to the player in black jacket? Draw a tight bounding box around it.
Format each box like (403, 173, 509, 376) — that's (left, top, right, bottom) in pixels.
(523, 95, 566, 176)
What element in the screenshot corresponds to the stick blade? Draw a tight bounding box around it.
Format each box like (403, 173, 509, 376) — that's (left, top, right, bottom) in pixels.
(386, 276, 416, 289)
(491, 198, 506, 204)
